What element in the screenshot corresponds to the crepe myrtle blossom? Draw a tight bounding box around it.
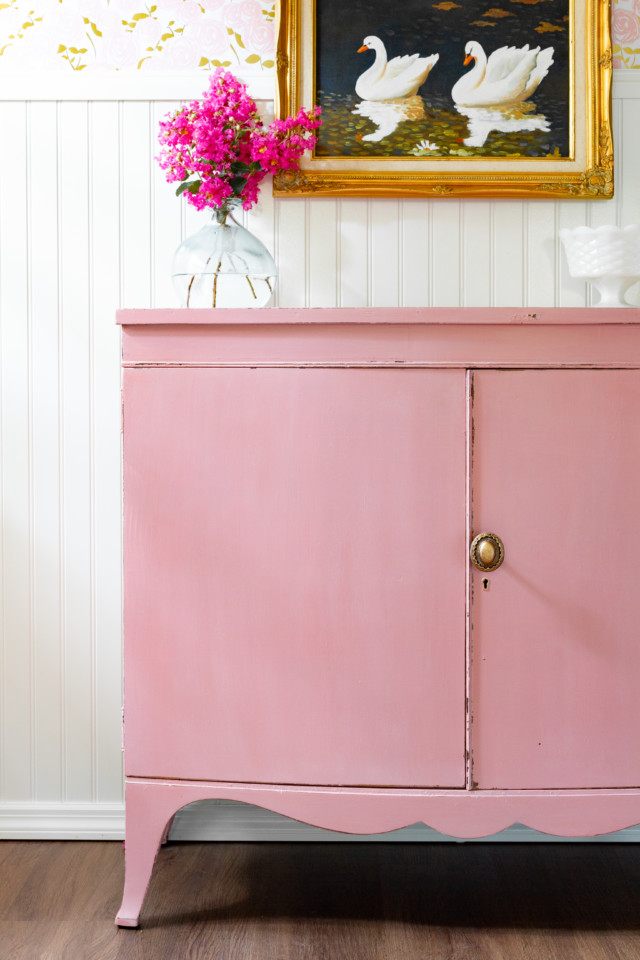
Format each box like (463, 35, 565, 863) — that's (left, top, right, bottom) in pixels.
(157, 68, 321, 218)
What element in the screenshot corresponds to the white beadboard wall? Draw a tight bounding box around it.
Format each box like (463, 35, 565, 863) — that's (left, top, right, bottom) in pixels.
(1, 74, 639, 841)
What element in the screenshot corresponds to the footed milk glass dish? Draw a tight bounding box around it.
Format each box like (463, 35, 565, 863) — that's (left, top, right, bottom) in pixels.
(559, 224, 640, 308)
(172, 209, 277, 309)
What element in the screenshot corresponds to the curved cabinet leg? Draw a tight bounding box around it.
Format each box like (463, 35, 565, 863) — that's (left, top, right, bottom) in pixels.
(116, 781, 180, 928)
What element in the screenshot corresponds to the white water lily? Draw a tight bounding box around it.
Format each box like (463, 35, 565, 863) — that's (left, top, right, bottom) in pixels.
(412, 138, 438, 154)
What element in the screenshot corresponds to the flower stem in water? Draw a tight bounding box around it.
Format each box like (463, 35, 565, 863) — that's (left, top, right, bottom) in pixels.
(245, 275, 257, 299)
(212, 258, 222, 307)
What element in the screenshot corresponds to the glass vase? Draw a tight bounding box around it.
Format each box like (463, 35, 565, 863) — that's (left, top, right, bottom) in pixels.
(172, 207, 277, 308)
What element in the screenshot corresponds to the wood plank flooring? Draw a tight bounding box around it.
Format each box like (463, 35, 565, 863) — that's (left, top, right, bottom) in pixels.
(1, 840, 640, 959)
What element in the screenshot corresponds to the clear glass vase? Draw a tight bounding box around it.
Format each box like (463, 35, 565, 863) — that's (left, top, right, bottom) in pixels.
(172, 206, 277, 308)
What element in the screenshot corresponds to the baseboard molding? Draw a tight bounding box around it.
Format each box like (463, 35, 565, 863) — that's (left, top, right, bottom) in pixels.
(0, 803, 126, 840)
(2, 800, 640, 842)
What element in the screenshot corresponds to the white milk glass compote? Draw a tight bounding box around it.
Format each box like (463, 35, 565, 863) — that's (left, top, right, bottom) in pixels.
(559, 224, 640, 307)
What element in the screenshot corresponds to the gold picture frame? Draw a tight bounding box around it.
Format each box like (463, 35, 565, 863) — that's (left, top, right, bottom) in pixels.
(274, 0, 612, 199)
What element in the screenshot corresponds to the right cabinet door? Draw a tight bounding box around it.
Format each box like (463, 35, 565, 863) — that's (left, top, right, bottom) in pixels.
(471, 369, 640, 789)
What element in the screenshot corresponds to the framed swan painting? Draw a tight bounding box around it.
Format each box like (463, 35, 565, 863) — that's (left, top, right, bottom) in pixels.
(274, 0, 613, 198)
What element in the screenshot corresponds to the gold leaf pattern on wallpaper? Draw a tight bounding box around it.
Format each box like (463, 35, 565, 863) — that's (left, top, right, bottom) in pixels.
(0, 0, 276, 73)
(0, 0, 637, 71)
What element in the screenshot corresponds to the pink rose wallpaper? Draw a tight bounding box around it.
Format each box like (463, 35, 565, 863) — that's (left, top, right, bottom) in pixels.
(0, 0, 275, 74)
(0, 0, 637, 74)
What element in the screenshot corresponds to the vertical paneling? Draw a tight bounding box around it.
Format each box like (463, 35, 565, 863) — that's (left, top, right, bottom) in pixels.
(308, 199, 338, 307)
(400, 200, 430, 307)
(619, 98, 640, 307)
(525, 201, 557, 306)
(621, 99, 640, 227)
(29, 102, 62, 800)
(58, 102, 93, 801)
(89, 102, 124, 803)
(492, 202, 525, 307)
(462, 201, 492, 306)
(121, 103, 152, 308)
(275, 199, 307, 307)
(370, 200, 400, 306)
(431, 201, 462, 306)
(0, 81, 638, 818)
(338, 199, 368, 306)
(0, 102, 31, 801)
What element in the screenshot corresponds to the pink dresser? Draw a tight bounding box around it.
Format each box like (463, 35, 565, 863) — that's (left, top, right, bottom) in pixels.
(117, 307, 640, 927)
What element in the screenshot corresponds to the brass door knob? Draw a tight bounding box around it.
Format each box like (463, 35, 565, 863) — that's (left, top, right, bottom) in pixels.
(470, 532, 504, 572)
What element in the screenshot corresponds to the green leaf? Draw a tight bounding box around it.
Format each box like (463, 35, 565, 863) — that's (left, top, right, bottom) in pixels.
(245, 53, 260, 63)
(231, 161, 252, 174)
(230, 175, 247, 193)
(262, 59, 274, 68)
(187, 180, 202, 194)
(176, 181, 193, 196)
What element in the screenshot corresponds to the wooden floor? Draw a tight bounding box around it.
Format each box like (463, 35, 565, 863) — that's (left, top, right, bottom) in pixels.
(1, 840, 640, 959)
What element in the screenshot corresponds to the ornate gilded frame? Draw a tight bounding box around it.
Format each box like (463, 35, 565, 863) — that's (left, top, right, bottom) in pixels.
(274, 0, 612, 199)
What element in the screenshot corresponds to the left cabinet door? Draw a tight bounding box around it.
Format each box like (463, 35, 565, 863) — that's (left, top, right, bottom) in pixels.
(123, 366, 467, 788)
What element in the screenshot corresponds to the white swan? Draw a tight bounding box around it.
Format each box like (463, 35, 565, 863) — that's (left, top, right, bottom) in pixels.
(355, 36, 439, 102)
(452, 40, 554, 108)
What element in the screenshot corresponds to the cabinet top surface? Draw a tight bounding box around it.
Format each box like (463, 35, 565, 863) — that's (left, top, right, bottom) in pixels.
(117, 307, 640, 327)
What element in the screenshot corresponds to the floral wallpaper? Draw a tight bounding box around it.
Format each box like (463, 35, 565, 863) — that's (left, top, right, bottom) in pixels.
(0, 0, 275, 74)
(614, 0, 640, 67)
(0, 0, 637, 74)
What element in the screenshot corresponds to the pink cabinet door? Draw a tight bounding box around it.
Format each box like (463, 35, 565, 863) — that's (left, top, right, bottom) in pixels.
(124, 367, 467, 787)
(471, 370, 640, 789)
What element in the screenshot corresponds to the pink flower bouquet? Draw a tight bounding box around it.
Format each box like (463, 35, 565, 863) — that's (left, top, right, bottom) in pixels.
(157, 68, 321, 221)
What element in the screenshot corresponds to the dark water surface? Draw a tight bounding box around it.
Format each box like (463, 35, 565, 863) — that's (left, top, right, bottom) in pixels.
(316, 89, 569, 159)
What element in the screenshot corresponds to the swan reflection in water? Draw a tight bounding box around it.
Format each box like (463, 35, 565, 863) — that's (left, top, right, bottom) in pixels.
(456, 102, 550, 149)
(353, 95, 425, 143)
